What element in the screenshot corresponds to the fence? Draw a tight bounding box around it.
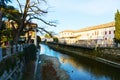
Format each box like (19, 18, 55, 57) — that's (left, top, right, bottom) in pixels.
(0, 60, 24, 80)
(0, 44, 23, 61)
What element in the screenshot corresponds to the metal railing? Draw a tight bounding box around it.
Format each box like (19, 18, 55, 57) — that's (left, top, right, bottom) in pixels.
(0, 44, 24, 61)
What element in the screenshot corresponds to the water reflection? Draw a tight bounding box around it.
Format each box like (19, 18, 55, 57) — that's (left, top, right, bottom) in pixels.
(40, 44, 120, 80)
(60, 56, 116, 80)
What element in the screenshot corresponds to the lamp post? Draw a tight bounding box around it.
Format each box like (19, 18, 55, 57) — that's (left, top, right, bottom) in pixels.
(34, 28, 37, 46)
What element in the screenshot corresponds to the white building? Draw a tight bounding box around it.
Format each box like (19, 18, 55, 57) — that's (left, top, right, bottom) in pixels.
(59, 30, 77, 44)
(59, 22, 115, 47)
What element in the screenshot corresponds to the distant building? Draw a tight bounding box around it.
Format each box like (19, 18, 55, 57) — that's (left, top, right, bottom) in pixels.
(59, 22, 115, 47)
(5, 20, 37, 45)
(59, 30, 77, 44)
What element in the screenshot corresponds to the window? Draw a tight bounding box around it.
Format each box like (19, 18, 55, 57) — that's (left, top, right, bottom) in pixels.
(105, 38, 107, 40)
(114, 30, 115, 33)
(109, 31, 111, 34)
(97, 31, 99, 35)
(95, 31, 96, 35)
(105, 31, 107, 35)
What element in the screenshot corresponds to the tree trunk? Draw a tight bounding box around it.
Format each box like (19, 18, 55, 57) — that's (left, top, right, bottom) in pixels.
(11, 0, 30, 45)
(13, 22, 25, 45)
(0, 11, 2, 29)
(13, 30, 20, 45)
(13, 30, 21, 52)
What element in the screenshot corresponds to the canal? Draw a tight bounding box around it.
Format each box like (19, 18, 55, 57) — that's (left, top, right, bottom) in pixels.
(40, 44, 120, 80)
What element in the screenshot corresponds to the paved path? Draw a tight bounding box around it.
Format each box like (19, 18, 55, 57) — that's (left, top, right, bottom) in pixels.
(21, 61, 35, 80)
(21, 49, 40, 80)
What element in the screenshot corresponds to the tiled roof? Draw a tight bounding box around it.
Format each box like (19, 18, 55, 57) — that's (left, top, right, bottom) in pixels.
(60, 21, 115, 33)
(60, 30, 75, 33)
(75, 21, 115, 32)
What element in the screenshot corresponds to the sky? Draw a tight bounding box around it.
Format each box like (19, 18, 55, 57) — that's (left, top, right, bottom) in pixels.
(44, 0, 120, 34)
(10, 0, 120, 35)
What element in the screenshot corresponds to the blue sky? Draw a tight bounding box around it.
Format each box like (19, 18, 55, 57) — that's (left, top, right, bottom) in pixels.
(10, 0, 120, 34)
(44, 0, 120, 34)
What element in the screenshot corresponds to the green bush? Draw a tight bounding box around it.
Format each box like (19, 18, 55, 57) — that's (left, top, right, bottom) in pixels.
(24, 44, 37, 63)
(28, 44, 37, 60)
(53, 37, 59, 43)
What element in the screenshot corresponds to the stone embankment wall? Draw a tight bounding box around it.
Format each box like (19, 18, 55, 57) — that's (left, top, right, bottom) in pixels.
(46, 42, 120, 69)
(97, 48, 120, 66)
(99, 48, 120, 56)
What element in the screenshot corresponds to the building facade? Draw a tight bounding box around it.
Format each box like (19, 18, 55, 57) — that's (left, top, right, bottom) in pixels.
(59, 30, 77, 44)
(59, 22, 115, 47)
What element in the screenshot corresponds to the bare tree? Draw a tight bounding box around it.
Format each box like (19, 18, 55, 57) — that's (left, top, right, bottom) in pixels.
(12, 0, 56, 44)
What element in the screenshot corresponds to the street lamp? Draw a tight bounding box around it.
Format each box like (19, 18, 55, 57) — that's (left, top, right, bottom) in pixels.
(34, 28, 37, 46)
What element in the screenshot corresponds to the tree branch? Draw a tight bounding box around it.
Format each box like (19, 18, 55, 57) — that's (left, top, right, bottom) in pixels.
(28, 16, 56, 27)
(16, 0, 23, 13)
(29, 6, 48, 13)
(37, 27, 53, 37)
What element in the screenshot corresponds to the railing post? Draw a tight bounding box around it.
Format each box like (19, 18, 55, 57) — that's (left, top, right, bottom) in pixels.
(13, 45, 16, 54)
(6, 47, 11, 56)
(0, 47, 2, 61)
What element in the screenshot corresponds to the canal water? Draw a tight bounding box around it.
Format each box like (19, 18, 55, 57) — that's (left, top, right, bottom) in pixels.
(40, 44, 120, 80)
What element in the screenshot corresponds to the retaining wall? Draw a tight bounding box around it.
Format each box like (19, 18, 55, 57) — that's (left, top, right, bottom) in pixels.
(46, 42, 120, 69)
